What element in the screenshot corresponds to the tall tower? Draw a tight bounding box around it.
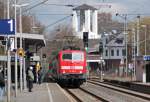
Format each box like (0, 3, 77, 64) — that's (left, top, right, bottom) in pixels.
(72, 4, 100, 39)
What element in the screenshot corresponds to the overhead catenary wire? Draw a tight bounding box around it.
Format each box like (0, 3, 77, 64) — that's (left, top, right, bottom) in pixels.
(45, 14, 73, 29)
(43, 3, 75, 7)
(36, 13, 71, 16)
(22, 0, 48, 13)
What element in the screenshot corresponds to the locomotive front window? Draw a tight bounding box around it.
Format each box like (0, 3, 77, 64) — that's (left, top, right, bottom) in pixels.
(62, 52, 84, 61)
(62, 53, 72, 60)
(72, 53, 84, 61)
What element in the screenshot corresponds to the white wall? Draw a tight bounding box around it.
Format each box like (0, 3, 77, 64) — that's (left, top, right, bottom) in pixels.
(103, 47, 125, 59)
(72, 9, 99, 39)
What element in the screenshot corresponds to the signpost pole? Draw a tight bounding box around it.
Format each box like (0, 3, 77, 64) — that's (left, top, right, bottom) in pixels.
(14, 0, 18, 97)
(7, 0, 11, 102)
(19, 7, 23, 92)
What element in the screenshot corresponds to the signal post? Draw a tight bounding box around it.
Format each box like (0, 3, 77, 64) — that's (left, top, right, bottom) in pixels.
(83, 32, 89, 79)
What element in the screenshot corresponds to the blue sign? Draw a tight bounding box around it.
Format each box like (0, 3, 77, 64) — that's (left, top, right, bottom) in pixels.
(143, 55, 150, 61)
(0, 19, 15, 34)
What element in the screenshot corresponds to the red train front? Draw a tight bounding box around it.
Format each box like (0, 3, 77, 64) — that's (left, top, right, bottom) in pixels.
(49, 49, 87, 87)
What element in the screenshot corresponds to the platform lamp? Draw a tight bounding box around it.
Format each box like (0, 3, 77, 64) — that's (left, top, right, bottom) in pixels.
(12, 3, 29, 95)
(141, 25, 147, 83)
(116, 13, 128, 77)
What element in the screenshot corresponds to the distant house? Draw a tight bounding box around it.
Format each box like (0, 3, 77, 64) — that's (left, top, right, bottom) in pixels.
(86, 39, 101, 71)
(101, 32, 126, 75)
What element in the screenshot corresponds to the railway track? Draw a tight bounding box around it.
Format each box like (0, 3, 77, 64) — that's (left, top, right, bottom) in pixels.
(88, 79, 150, 101)
(64, 87, 109, 102)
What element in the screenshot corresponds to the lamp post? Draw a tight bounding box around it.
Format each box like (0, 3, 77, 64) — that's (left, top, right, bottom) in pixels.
(132, 28, 136, 80)
(136, 16, 140, 56)
(116, 13, 128, 77)
(19, 3, 29, 92)
(141, 25, 147, 83)
(141, 25, 147, 55)
(13, 3, 29, 92)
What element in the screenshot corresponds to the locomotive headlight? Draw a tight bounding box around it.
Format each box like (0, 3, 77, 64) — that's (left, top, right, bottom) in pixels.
(61, 66, 70, 69)
(75, 66, 83, 69)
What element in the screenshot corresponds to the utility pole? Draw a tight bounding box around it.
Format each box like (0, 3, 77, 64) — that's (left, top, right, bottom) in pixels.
(7, 0, 11, 102)
(116, 13, 128, 77)
(144, 25, 147, 56)
(136, 15, 140, 56)
(19, 6, 23, 92)
(124, 14, 128, 77)
(14, 0, 18, 97)
(132, 28, 136, 80)
(13, 3, 29, 93)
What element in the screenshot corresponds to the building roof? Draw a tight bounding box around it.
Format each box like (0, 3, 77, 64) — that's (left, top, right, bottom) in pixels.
(0, 33, 46, 47)
(105, 33, 125, 47)
(88, 39, 100, 48)
(73, 4, 97, 10)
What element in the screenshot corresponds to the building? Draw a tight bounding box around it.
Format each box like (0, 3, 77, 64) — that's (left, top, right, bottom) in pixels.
(72, 4, 100, 39)
(101, 32, 126, 76)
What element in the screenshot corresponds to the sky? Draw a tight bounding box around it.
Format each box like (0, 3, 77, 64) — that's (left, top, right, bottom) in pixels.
(21, 0, 150, 32)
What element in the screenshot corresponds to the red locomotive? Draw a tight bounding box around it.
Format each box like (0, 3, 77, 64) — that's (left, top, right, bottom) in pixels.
(49, 48, 87, 87)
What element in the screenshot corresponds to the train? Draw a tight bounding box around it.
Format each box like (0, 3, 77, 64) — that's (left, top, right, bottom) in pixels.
(49, 47, 87, 87)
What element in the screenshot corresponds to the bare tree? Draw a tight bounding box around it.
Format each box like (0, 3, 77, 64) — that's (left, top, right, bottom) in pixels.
(98, 12, 123, 33)
(128, 17, 150, 55)
(16, 14, 45, 34)
(0, 1, 5, 19)
(45, 24, 83, 60)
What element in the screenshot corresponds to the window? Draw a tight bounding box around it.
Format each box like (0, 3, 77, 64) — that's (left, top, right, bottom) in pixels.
(106, 38, 108, 44)
(117, 49, 119, 56)
(72, 53, 84, 61)
(111, 49, 114, 56)
(105, 50, 108, 56)
(62, 52, 84, 61)
(62, 53, 72, 60)
(115, 38, 123, 44)
(122, 49, 126, 56)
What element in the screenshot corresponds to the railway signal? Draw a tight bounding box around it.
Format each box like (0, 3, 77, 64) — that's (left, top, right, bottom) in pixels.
(99, 42, 103, 53)
(83, 32, 89, 48)
(42, 54, 46, 58)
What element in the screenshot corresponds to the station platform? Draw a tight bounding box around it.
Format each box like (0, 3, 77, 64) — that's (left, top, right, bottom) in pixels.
(102, 76, 150, 94)
(3, 82, 74, 102)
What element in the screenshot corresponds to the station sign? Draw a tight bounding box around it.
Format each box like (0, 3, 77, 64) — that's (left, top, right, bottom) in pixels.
(143, 55, 150, 61)
(0, 19, 15, 34)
